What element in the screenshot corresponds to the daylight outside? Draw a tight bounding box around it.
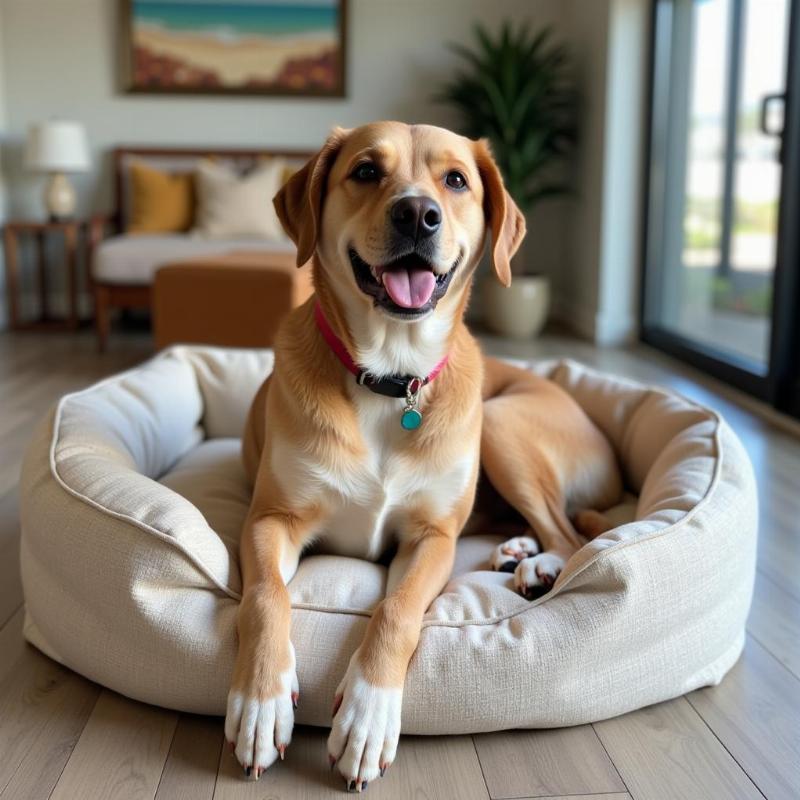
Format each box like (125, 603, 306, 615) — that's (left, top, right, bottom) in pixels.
(675, 0, 789, 368)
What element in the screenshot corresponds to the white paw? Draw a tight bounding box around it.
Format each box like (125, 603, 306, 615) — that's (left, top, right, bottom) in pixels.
(490, 535, 540, 572)
(514, 552, 566, 599)
(225, 647, 299, 780)
(327, 652, 402, 791)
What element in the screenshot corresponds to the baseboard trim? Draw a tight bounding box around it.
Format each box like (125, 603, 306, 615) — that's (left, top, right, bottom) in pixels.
(551, 296, 638, 345)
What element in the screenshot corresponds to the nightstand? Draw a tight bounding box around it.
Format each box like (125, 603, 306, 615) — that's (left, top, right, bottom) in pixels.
(3, 218, 87, 331)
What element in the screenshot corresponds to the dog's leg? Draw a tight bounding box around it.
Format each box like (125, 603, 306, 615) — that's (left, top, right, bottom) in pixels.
(327, 523, 457, 790)
(481, 360, 622, 598)
(225, 510, 313, 779)
(507, 497, 582, 599)
(481, 403, 584, 599)
(490, 491, 584, 598)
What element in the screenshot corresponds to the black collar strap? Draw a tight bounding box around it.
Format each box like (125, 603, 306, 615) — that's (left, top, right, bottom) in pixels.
(357, 371, 426, 399)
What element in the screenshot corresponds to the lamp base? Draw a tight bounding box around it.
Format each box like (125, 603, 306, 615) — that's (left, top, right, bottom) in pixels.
(44, 172, 77, 220)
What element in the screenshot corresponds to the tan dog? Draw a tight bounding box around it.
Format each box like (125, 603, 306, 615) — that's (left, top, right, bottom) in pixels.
(225, 122, 622, 790)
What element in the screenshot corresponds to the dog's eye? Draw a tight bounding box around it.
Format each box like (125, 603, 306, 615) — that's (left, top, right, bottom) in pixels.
(445, 170, 467, 191)
(351, 162, 381, 183)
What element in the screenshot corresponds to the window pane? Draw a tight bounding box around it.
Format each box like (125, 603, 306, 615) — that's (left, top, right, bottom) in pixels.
(645, 0, 790, 372)
(682, 0, 729, 272)
(730, 0, 788, 276)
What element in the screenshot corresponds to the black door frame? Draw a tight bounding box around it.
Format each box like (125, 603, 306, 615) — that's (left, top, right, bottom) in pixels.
(770, 0, 800, 417)
(640, 0, 800, 413)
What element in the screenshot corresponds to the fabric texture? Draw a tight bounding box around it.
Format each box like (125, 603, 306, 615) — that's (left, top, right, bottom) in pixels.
(93, 234, 296, 285)
(193, 159, 286, 241)
(127, 161, 195, 234)
(19, 347, 758, 732)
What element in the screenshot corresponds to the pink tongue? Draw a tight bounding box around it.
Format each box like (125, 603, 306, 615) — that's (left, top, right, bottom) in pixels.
(382, 268, 436, 309)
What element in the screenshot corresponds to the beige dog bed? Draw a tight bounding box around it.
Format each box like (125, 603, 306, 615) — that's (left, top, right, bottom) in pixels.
(19, 346, 757, 732)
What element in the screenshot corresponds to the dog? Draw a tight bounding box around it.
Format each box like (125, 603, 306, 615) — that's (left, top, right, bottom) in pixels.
(224, 121, 622, 790)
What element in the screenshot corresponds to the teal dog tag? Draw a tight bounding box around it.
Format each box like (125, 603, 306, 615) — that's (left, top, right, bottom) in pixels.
(401, 408, 422, 430)
(401, 377, 424, 430)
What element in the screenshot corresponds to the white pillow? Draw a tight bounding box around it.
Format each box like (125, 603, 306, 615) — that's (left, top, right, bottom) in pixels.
(193, 159, 287, 240)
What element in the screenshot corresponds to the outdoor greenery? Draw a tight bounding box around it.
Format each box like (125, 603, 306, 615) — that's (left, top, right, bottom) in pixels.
(712, 276, 772, 316)
(682, 268, 772, 317)
(685, 196, 778, 250)
(682, 193, 776, 316)
(437, 22, 578, 214)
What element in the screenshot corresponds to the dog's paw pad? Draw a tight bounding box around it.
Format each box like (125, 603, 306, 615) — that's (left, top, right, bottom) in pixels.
(514, 552, 566, 599)
(490, 535, 540, 571)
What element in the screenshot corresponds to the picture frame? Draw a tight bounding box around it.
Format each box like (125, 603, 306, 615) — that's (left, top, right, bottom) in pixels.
(120, 0, 347, 97)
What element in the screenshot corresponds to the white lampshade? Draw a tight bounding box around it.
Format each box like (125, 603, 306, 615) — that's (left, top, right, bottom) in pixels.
(25, 120, 90, 173)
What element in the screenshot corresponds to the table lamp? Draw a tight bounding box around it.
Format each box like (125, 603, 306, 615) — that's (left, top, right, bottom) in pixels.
(24, 120, 90, 220)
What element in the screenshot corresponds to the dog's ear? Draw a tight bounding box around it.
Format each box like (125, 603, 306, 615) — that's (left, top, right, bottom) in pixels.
(473, 139, 526, 287)
(274, 127, 350, 267)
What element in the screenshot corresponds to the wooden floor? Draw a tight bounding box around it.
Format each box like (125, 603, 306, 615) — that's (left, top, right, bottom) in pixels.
(1, 329, 798, 800)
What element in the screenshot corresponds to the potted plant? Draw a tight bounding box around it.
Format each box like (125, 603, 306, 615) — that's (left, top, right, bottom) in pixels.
(438, 22, 577, 338)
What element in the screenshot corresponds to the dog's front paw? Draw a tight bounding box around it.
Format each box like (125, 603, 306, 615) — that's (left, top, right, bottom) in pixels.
(514, 552, 566, 599)
(327, 652, 402, 792)
(490, 535, 540, 572)
(225, 643, 299, 780)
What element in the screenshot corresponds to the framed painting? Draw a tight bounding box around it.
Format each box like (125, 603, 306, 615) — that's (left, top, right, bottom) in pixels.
(121, 0, 347, 97)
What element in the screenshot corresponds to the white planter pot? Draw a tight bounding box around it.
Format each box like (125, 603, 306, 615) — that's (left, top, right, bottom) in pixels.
(483, 275, 550, 339)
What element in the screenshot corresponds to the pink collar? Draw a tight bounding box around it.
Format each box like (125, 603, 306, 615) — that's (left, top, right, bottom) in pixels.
(313, 301, 449, 399)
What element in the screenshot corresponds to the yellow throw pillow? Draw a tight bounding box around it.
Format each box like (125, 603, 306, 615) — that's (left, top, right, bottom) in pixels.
(127, 161, 195, 234)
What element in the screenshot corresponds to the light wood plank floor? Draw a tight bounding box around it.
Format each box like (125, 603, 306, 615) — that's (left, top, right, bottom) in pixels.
(1, 329, 798, 800)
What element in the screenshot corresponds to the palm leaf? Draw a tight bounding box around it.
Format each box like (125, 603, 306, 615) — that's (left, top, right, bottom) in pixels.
(437, 22, 578, 213)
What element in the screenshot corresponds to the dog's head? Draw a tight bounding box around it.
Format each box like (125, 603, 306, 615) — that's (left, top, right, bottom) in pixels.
(274, 121, 525, 322)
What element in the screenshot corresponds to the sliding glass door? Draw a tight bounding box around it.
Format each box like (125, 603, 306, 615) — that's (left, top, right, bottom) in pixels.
(643, 0, 800, 414)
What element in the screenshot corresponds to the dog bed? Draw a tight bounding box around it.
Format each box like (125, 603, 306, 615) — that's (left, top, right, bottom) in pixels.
(19, 345, 757, 732)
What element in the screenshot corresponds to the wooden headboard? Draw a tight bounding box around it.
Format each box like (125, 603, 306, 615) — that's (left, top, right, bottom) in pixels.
(110, 145, 314, 229)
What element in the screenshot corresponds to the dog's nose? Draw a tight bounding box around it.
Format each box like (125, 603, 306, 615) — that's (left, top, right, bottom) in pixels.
(390, 196, 442, 240)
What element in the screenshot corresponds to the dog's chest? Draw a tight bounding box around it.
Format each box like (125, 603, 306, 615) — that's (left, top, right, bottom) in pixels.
(313, 388, 472, 560)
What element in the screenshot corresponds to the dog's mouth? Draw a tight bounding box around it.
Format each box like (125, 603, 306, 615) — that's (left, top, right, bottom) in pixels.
(348, 248, 460, 318)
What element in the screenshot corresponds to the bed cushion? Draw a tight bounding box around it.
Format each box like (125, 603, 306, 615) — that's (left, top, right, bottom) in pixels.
(93, 234, 296, 285)
(19, 346, 757, 732)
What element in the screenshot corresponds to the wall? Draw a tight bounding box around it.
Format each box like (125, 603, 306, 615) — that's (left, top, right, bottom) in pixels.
(0, 0, 649, 342)
(552, 0, 612, 339)
(595, 0, 649, 344)
(1, 0, 562, 218)
(555, 0, 650, 344)
(0, 0, 567, 323)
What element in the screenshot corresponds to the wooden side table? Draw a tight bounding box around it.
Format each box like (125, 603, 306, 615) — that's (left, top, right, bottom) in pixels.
(3, 219, 87, 331)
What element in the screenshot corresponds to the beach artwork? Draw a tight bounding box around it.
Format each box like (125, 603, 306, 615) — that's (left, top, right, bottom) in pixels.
(123, 0, 346, 95)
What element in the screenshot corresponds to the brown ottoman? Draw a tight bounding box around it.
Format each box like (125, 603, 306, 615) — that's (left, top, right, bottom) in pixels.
(153, 250, 313, 349)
